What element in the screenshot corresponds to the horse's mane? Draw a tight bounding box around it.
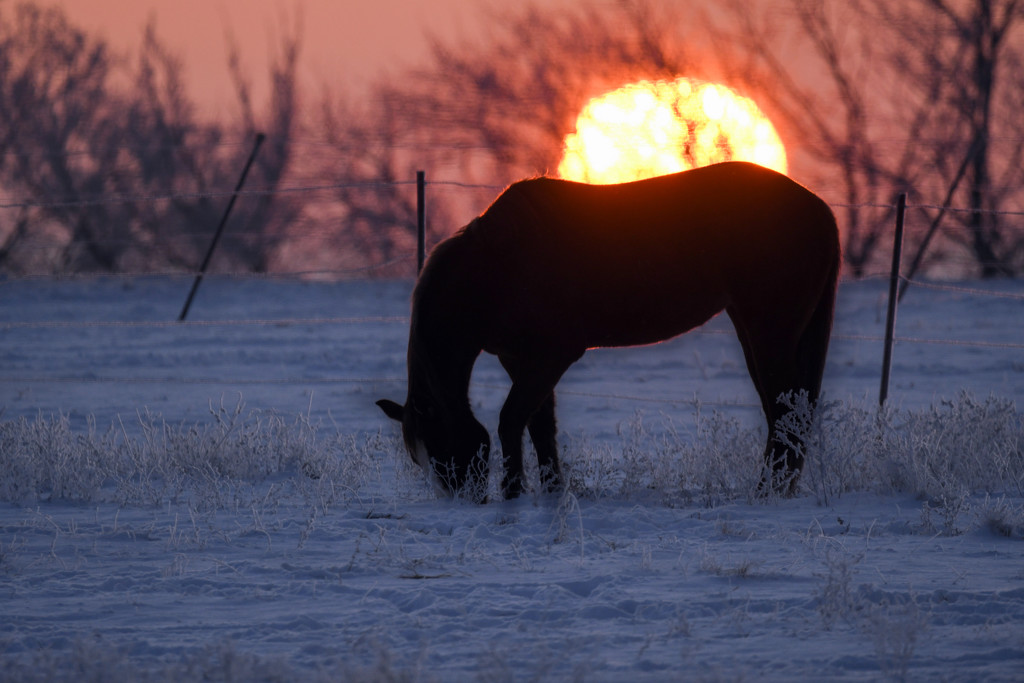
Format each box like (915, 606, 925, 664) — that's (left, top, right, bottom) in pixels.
(456, 178, 556, 248)
(407, 178, 554, 413)
(407, 219, 487, 411)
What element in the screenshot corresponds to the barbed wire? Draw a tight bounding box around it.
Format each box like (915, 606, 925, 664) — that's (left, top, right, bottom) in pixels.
(0, 315, 409, 330)
(0, 180, 416, 211)
(892, 336, 1024, 350)
(909, 202, 1024, 218)
(1, 276, 1020, 410)
(0, 256, 417, 284)
(0, 373, 762, 410)
(899, 277, 1024, 301)
(832, 199, 1024, 218)
(0, 311, 1017, 350)
(530, 387, 762, 410)
(2, 171, 1022, 216)
(8, 133, 1024, 161)
(0, 375, 407, 386)
(0, 138, 256, 162)
(830, 201, 898, 210)
(0, 136, 517, 163)
(0, 177, 508, 212)
(429, 180, 507, 191)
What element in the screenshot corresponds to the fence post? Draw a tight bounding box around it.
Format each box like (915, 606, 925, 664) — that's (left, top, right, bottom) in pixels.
(879, 192, 907, 406)
(416, 171, 426, 275)
(178, 132, 265, 322)
(897, 137, 979, 303)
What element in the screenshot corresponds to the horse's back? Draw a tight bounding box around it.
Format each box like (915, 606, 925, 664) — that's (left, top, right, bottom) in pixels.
(506, 162, 832, 249)
(447, 162, 839, 351)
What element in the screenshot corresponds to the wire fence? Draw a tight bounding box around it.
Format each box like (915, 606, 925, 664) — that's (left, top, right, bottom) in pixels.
(1, 284, 1021, 347)
(4, 182, 1022, 217)
(1, 273, 1020, 409)
(0, 176, 507, 213)
(2, 194, 1021, 283)
(1, 174, 1022, 418)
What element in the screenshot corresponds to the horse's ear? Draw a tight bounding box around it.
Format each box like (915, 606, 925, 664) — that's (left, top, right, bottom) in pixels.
(376, 399, 405, 422)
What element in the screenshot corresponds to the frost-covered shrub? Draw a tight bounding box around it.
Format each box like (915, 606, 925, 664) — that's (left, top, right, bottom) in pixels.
(774, 391, 1024, 505)
(882, 392, 1023, 499)
(815, 548, 862, 630)
(976, 495, 1024, 539)
(0, 399, 387, 511)
(1, 392, 1021, 511)
(687, 406, 764, 504)
(560, 391, 1024, 508)
(777, 392, 892, 505)
(561, 405, 762, 506)
(813, 551, 928, 678)
(561, 432, 624, 500)
(0, 414, 118, 504)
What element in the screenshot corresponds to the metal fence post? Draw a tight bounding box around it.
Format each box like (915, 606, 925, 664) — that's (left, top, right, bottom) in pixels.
(879, 192, 907, 406)
(416, 171, 426, 275)
(178, 133, 265, 321)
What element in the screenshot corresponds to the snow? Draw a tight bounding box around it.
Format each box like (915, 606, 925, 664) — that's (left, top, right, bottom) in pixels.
(1, 275, 1023, 681)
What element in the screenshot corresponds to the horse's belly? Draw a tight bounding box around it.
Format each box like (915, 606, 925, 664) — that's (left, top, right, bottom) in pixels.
(490, 250, 729, 354)
(570, 290, 727, 350)
(584, 313, 720, 349)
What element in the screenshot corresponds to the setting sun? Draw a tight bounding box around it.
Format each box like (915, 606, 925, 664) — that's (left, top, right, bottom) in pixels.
(558, 78, 787, 184)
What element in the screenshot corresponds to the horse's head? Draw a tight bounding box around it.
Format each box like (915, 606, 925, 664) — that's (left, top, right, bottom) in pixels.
(377, 396, 490, 500)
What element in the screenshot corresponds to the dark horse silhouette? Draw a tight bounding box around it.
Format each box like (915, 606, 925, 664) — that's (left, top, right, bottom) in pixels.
(378, 161, 840, 501)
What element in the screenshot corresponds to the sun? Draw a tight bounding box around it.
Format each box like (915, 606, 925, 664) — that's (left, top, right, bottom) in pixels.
(558, 78, 787, 184)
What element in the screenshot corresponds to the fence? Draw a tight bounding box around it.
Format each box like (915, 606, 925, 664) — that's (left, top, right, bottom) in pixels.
(2, 275, 1022, 435)
(2, 174, 1020, 281)
(2, 171, 1023, 430)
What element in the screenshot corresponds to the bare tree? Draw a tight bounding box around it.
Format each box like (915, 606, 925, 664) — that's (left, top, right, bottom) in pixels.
(0, 2, 301, 275)
(316, 94, 425, 274)
(313, 0, 1023, 277)
(0, 2, 125, 272)
(220, 17, 302, 273)
(712, 0, 1024, 277)
(314, 0, 702, 268)
(871, 0, 1024, 277)
(385, 1, 697, 184)
(709, 1, 922, 276)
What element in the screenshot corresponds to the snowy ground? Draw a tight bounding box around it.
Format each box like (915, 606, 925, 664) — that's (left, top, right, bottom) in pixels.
(1, 276, 1023, 681)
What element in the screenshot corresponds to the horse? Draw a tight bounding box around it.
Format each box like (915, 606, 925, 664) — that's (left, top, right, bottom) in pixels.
(378, 161, 840, 501)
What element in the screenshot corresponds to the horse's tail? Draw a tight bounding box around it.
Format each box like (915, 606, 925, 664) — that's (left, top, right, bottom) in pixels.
(797, 230, 841, 402)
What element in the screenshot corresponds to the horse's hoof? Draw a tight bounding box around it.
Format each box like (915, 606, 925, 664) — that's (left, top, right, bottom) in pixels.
(501, 477, 524, 501)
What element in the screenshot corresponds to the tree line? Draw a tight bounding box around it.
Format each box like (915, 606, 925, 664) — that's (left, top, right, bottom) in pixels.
(1, 0, 1021, 278)
(0, 2, 298, 274)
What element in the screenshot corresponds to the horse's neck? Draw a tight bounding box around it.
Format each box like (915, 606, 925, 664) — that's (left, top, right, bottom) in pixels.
(409, 242, 484, 413)
(409, 323, 479, 413)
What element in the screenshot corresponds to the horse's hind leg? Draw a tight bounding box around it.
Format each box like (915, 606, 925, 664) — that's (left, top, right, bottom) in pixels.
(730, 300, 831, 495)
(773, 255, 839, 486)
(734, 325, 804, 492)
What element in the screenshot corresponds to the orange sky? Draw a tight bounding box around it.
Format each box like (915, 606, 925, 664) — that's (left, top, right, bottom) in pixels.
(48, 0, 542, 117)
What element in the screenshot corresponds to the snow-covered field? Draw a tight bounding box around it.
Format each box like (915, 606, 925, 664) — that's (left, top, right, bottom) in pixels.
(1, 275, 1023, 681)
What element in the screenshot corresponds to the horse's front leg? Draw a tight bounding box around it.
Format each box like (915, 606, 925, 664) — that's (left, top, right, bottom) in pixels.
(497, 350, 578, 500)
(527, 392, 563, 493)
(497, 367, 573, 499)
(498, 387, 533, 500)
